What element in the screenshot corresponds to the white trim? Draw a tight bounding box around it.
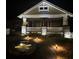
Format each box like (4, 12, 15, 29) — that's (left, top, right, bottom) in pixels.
(23, 18, 27, 22)
(39, 1, 49, 12)
(18, 1, 43, 18)
(18, 0, 73, 18)
(43, 0, 46, 1)
(22, 18, 28, 25)
(26, 27, 63, 33)
(39, 6, 49, 12)
(22, 14, 65, 18)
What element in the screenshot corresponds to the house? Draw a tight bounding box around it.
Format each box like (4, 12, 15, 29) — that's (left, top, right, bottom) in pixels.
(18, 0, 73, 38)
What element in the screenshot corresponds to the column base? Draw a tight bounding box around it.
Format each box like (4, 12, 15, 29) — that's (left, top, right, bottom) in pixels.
(21, 26, 27, 36)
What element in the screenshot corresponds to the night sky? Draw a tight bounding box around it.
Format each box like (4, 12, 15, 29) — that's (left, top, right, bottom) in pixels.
(7, 0, 73, 31)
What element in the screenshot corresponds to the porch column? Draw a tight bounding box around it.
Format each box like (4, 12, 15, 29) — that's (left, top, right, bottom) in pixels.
(21, 18, 28, 36)
(63, 15, 68, 25)
(62, 15, 67, 37)
(42, 27, 47, 35)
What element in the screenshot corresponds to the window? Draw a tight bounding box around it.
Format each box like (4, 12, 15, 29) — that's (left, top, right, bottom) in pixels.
(44, 7, 47, 9)
(39, 6, 49, 12)
(40, 7, 43, 10)
(39, 2, 49, 12)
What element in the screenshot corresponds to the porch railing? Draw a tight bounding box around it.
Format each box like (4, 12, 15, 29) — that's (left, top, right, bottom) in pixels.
(26, 27, 63, 32)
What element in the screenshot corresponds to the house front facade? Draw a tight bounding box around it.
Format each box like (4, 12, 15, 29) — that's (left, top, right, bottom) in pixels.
(18, 0, 73, 38)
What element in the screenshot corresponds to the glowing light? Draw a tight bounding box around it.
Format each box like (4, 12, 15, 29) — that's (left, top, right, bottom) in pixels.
(42, 31, 46, 35)
(21, 26, 26, 36)
(6, 28, 10, 35)
(26, 32, 30, 34)
(48, 55, 66, 59)
(15, 43, 32, 50)
(23, 18, 28, 25)
(33, 37, 44, 43)
(64, 32, 72, 38)
(19, 43, 24, 46)
(56, 56, 65, 59)
(42, 27, 47, 35)
(49, 44, 66, 52)
(24, 36, 32, 40)
(23, 18, 26, 23)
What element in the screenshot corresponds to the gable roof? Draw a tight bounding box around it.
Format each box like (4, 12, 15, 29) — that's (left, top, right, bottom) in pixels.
(18, 0, 73, 18)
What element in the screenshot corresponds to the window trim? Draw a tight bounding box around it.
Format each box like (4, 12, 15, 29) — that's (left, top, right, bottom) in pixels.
(39, 6, 49, 12)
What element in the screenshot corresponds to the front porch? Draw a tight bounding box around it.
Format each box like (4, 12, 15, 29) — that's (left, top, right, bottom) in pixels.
(21, 17, 65, 36)
(21, 17, 71, 38)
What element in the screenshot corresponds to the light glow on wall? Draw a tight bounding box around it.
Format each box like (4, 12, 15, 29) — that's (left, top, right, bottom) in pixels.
(6, 28, 10, 35)
(42, 27, 47, 35)
(21, 26, 26, 36)
(64, 32, 72, 38)
(55, 56, 66, 59)
(23, 18, 26, 23)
